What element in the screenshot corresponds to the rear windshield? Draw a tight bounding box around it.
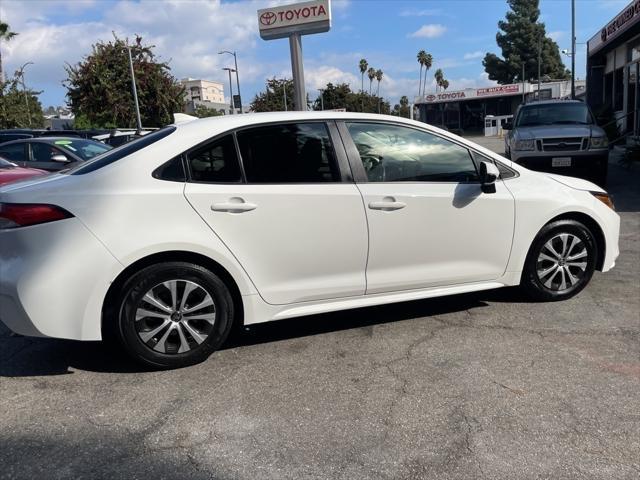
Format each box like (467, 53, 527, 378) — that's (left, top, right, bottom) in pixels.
(70, 127, 176, 175)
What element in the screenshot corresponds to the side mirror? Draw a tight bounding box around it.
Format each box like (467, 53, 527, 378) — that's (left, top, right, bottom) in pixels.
(502, 121, 513, 130)
(51, 154, 70, 163)
(480, 161, 500, 194)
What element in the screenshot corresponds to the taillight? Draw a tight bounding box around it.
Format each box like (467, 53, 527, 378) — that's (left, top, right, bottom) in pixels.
(0, 203, 74, 229)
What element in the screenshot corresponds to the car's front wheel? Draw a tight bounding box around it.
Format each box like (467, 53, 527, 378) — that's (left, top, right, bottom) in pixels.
(115, 262, 234, 368)
(521, 220, 597, 301)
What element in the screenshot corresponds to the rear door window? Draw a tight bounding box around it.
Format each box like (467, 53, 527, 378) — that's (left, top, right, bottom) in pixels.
(236, 122, 340, 183)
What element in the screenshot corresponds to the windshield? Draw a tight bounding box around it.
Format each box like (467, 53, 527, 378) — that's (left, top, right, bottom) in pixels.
(51, 139, 112, 160)
(0, 157, 16, 168)
(516, 103, 594, 127)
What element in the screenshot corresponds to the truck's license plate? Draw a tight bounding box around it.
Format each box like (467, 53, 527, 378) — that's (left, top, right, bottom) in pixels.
(552, 157, 571, 167)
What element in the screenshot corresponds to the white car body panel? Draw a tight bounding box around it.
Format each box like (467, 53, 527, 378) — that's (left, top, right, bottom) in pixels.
(356, 181, 515, 294)
(184, 183, 368, 304)
(0, 112, 620, 341)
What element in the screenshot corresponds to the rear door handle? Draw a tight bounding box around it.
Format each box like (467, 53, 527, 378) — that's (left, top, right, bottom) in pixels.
(368, 197, 406, 211)
(211, 198, 257, 213)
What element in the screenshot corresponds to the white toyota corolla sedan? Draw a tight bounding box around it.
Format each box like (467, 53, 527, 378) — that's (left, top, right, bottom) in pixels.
(0, 112, 620, 368)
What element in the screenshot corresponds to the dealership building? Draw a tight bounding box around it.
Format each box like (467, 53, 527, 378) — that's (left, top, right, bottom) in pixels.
(587, 0, 640, 137)
(415, 80, 584, 134)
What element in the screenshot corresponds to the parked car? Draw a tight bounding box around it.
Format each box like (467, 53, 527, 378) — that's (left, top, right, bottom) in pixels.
(503, 100, 609, 186)
(0, 156, 47, 186)
(0, 129, 43, 145)
(0, 137, 111, 171)
(0, 112, 620, 368)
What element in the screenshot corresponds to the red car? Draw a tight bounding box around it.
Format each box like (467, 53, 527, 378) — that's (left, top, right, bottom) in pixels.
(0, 156, 47, 186)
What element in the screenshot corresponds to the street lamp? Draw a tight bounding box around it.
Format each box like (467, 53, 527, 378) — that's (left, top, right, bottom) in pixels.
(219, 50, 242, 113)
(223, 67, 236, 115)
(16, 62, 34, 127)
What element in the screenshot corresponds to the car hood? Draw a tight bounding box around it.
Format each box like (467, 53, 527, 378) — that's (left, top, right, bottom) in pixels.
(545, 173, 605, 193)
(514, 124, 599, 139)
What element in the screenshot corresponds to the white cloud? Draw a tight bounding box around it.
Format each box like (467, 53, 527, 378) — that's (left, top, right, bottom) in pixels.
(463, 51, 484, 60)
(304, 65, 359, 91)
(548, 30, 565, 42)
(399, 9, 443, 17)
(408, 24, 447, 39)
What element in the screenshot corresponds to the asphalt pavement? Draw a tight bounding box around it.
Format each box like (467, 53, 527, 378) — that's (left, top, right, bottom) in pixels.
(1, 143, 638, 480)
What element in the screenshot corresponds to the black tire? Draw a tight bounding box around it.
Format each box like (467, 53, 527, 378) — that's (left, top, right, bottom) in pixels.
(114, 262, 234, 369)
(521, 220, 597, 302)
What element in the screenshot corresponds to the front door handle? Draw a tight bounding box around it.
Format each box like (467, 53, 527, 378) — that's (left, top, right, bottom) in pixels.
(211, 198, 257, 213)
(368, 197, 406, 211)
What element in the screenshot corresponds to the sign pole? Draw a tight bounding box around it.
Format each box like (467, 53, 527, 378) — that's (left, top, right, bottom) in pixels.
(289, 33, 307, 111)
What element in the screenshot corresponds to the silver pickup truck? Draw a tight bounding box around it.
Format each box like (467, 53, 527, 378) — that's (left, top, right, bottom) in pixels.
(504, 100, 609, 186)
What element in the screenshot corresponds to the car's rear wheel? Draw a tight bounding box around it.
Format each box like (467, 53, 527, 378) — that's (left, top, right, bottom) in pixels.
(521, 220, 597, 301)
(115, 262, 234, 368)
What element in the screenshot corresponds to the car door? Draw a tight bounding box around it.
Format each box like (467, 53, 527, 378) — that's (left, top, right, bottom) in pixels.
(184, 121, 368, 305)
(0, 143, 28, 167)
(339, 121, 515, 295)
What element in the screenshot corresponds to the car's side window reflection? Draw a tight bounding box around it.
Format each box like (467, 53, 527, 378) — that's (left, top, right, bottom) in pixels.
(346, 122, 479, 183)
(187, 135, 242, 183)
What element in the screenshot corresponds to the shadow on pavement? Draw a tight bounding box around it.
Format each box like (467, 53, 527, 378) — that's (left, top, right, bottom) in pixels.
(0, 287, 527, 378)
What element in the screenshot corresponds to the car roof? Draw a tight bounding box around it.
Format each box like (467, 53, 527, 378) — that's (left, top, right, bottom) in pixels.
(174, 111, 427, 136)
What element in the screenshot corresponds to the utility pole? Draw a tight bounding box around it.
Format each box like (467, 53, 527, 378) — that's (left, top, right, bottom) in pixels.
(283, 81, 288, 111)
(223, 68, 235, 114)
(522, 63, 526, 103)
(537, 34, 542, 99)
(127, 47, 143, 131)
(571, 0, 576, 99)
(219, 51, 242, 113)
(17, 62, 33, 127)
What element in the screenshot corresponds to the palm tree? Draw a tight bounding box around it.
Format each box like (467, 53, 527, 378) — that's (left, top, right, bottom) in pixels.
(0, 22, 18, 84)
(421, 53, 433, 97)
(434, 68, 444, 92)
(359, 58, 368, 94)
(375, 69, 383, 97)
(375, 69, 383, 113)
(441, 79, 449, 91)
(417, 50, 427, 96)
(367, 67, 376, 95)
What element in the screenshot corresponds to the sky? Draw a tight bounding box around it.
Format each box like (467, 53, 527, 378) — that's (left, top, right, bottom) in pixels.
(0, 0, 632, 109)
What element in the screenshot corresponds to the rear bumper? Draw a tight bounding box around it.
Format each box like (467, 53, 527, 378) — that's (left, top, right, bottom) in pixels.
(0, 218, 122, 340)
(513, 151, 608, 178)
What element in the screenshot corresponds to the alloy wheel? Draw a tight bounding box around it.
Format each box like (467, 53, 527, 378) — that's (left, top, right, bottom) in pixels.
(134, 279, 216, 354)
(536, 233, 588, 291)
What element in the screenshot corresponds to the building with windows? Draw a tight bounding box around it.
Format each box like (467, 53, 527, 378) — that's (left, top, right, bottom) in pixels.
(586, 0, 640, 138)
(180, 78, 225, 104)
(415, 80, 585, 134)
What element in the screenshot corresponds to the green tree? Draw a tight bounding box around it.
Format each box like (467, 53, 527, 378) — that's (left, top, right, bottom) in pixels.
(441, 79, 450, 91)
(391, 95, 410, 118)
(193, 104, 224, 118)
(417, 51, 433, 97)
(367, 67, 376, 95)
(310, 82, 390, 114)
(375, 69, 383, 97)
(359, 58, 368, 93)
(434, 68, 444, 92)
(64, 34, 185, 128)
(0, 76, 44, 128)
(250, 78, 301, 112)
(0, 22, 18, 84)
(483, 0, 569, 84)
